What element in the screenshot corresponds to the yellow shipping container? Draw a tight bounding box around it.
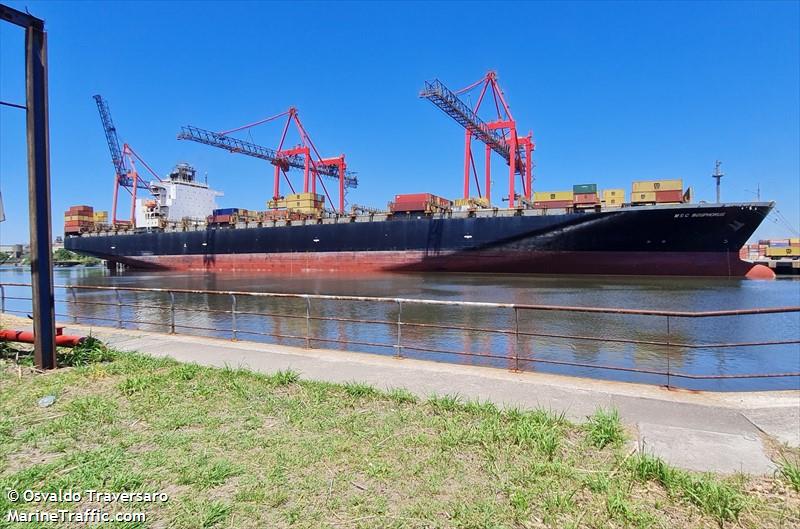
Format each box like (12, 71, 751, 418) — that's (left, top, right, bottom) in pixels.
(632, 180, 682, 192)
(791, 238, 800, 245)
(631, 191, 657, 203)
(766, 247, 800, 257)
(454, 197, 490, 208)
(286, 192, 324, 202)
(93, 211, 108, 221)
(533, 191, 573, 201)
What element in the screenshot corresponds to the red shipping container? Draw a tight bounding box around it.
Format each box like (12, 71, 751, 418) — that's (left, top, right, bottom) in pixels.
(395, 193, 433, 202)
(654, 190, 684, 203)
(390, 201, 429, 212)
(573, 193, 599, 204)
(534, 200, 573, 208)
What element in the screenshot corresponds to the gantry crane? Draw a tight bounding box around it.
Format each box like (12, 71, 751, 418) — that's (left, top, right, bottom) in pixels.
(177, 107, 356, 214)
(420, 71, 534, 208)
(93, 95, 161, 226)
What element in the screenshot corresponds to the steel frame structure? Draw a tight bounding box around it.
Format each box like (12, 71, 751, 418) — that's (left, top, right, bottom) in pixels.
(421, 71, 534, 207)
(0, 3, 56, 369)
(93, 95, 161, 226)
(178, 107, 356, 214)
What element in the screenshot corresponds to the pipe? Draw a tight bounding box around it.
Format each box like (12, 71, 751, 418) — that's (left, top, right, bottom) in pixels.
(0, 329, 85, 347)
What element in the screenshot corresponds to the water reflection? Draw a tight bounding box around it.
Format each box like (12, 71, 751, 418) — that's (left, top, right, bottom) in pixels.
(1, 265, 798, 391)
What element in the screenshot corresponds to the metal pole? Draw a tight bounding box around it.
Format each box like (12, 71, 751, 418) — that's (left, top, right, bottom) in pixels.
(70, 287, 77, 323)
(0, 285, 5, 315)
(115, 290, 123, 328)
(305, 296, 311, 348)
(169, 291, 175, 334)
(514, 307, 520, 372)
(26, 21, 56, 370)
(231, 294, 237, 341)
(666, 315, 671, 389)
(396, 300, 403, 358)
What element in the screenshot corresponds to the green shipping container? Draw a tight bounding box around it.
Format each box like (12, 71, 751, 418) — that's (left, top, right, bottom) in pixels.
(573, 183, 597, 193)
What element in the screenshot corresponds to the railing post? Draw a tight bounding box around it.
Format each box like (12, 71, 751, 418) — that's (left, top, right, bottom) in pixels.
(514, 306, 520, 372)
(169, 291, 176, 334)
(396, 300, 403, 358)
(231, 294, 237, 341)
(70, 287, 78, 324)
(305, 296, 311, 349)
(0, 285, 5, 314)
(666, 315, 671, 389)
(115, 289, 123, 329)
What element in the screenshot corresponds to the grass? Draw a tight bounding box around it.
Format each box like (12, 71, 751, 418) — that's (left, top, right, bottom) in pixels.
(0, 343, 798, 529)
(779, 457, 800, 492)
(585, 407, 626, 449)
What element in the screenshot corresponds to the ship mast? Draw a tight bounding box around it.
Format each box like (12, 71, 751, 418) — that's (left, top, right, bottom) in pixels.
(712, 160, 724, 203)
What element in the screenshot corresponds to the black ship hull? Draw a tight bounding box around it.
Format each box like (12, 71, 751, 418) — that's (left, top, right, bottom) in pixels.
(65, 202, 774, 277)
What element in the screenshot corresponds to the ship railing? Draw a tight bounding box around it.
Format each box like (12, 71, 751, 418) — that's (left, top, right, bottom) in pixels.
(0, 282, 798, 390)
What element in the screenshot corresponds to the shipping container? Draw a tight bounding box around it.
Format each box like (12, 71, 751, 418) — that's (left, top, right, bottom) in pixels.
(631, 192, 657, 203)
(533, 191, 574, 201)
(654, 190, 684, 203)
(389, 200, 430, 213)
(454, 197, 490, 208)
(533, 200, 573, 209)
(632, 180, 682, 192)
(573, 183, 597, 194)
(766, 247, 800, 257)
(573, 193, 599, 204)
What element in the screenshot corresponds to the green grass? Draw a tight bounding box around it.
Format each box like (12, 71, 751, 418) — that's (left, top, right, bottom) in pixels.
(779, 457, 800, 492)
(0, 345, 797, 529)
(585, 407, 626, 449)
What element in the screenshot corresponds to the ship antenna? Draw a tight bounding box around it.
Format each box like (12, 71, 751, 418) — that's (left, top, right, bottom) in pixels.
(712, 160, 724, 203)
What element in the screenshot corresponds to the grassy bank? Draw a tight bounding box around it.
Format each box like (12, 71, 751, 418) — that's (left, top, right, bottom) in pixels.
(0, 343, 798, 528)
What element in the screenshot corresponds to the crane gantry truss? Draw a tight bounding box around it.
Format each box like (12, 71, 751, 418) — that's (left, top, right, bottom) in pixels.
(420, 71, 534, 207)
(178, 108, 356, 214)
(93, 95, 161, 226)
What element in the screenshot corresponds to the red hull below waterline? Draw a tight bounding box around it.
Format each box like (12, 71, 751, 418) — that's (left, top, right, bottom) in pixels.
(110, 250, 772, 278)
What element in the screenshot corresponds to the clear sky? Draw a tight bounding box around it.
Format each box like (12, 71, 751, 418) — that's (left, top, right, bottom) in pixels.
(0, 0, 798, 244)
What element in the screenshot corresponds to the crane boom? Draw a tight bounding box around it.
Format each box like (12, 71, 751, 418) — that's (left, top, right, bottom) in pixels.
(93, 95, 126, 177)
(93, 94, 149, 190)
(177, 125, 358, 188)
(420, 79, 511, 161)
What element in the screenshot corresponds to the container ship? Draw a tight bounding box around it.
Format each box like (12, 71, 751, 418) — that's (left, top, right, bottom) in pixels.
(66, 82, 776, 278)
(65, 171, 774, 278)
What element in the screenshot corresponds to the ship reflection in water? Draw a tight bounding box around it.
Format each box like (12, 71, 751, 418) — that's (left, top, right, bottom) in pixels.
(1, 266, 797, 392)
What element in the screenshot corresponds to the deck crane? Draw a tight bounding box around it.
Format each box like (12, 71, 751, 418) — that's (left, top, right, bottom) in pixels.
(420, 71, 534, 208)
(93, 95, 161, 227)
(177, 107, 357, 214)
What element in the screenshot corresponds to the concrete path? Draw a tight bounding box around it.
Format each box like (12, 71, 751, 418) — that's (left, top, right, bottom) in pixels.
(5, 317, 798, 475)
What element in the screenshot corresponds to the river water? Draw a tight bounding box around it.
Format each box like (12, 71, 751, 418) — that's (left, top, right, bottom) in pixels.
(1, 266, 798, 392)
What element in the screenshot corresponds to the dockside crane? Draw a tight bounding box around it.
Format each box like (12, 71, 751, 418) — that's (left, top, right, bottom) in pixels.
(177, 107, 357, 214)
(420, 71, 534, 208)
(93, 95, 161, 227)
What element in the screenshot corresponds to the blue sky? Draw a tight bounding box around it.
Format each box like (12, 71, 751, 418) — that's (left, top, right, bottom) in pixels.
(0, 0, 798, 244)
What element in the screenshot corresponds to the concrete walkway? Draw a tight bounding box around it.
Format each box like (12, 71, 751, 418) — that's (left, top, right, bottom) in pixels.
(6, 317, 799, 475)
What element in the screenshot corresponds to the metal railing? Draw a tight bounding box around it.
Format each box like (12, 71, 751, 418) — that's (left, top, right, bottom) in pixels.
(0, 282, 798, 388)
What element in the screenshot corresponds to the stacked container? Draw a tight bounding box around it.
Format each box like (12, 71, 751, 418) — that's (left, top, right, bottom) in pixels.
(631, 180, 683, 204)
(572, 184, 599, 207)
(602, 189, 625, 207)
(453, 197, 490, 209)
(64, 205, 94, 234)
(93, 211, 108, 225)
(533, 191, 573, 209)
(268, 193, 326, 214)
(389, 193, 452, 213)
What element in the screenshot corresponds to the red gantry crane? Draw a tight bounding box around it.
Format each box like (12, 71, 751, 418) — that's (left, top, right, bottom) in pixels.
(177, 107, 356, 214)
(420, 71, 534, 208)
(93, 95, 161, 227)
